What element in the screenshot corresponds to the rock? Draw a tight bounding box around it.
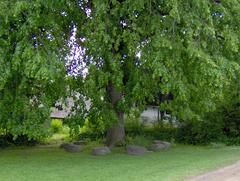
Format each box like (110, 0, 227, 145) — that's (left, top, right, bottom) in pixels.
(149, 140, 171, 152)
(73, 140, 86, 145)
(146, 150, 154, 153)
(91, 147, 111, 156)
(149, 144, 166, 151)
(126, 145, 147, 156)
(60, 143, 81, 153)
(59, 143, 69, 149)
(153, 140, 170, 145)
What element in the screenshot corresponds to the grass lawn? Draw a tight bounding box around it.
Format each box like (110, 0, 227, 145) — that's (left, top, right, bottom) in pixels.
(0, 145, 240, 181)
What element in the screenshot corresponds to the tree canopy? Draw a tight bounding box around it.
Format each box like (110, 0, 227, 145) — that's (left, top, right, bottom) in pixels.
(68, 0, 240, 146)
(0, 1, 73, 138)
(0, 0, 240, 144)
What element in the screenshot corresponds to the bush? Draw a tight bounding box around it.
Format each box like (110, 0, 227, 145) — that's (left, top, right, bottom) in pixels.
(125, 113, 145, 136)
(223, 137, 240, 146)
(176, 118, 225, 145)
(175, 101, 240, 145)
(0, 134, 38, 148)
(124, 111, 177, 143)
(50, 119, 63, 134)
(220, 105, 240, 145)
(132, 135, 152, 147)
(77, 118, 107, 140)
(144, 123, 177, 142)
(120, 135, 152, 148)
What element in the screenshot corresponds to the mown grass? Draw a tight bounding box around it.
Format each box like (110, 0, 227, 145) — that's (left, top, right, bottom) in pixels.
(0, 145, 240, 181)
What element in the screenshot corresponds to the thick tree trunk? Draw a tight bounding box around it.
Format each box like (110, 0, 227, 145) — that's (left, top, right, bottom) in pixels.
(106, 111, 125, 148)
(105, 82, 125, 148)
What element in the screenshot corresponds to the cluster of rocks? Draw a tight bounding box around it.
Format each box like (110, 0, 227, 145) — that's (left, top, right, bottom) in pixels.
(60, 140, 111, 156)
(59, 139, 170, 156)
(126, 140, 171, 156)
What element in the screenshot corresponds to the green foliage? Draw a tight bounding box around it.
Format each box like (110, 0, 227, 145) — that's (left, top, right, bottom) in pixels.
(49, 119, 63, 134)
(125, 112, 145, 136)
(126, 135, 152, 148)
(77, 118, 107, 140)
(176, 106, 240, 145)
(211, 105, 240, 145)
(124, 117, 238, 146)
(67, 0, 240, 135)
(125, 110, 177, 142)
(125, 113, 177, 143)
(176, 120, 224, 145)
(0, 134, 38, 148)
(0, 0, 76, 140)
(146, 124, 178, 142)
(63, 86, 87, 137)
(0, 0, 87, 140)
(43, 132, 70, 145)
(1, 0, 240, 143)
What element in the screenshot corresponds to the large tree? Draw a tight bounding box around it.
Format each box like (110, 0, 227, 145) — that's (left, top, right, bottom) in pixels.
(66, 0, 240, 147)
(1, 0, 240, 146)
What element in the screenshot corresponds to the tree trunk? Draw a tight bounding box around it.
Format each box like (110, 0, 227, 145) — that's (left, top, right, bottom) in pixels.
(105, 82, 125, 148)
(106, 111, 125, 148)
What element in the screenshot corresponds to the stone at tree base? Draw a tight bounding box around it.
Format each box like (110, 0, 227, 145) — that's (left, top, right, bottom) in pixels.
(60, 143, 81, 153)
(126, 145, 147, 156)
(91, 147, 111, 156)
(149, 140, 171, 152)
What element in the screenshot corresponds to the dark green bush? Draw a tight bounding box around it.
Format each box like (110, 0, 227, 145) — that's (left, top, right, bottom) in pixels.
(132, 135, 153, 147)
(145, 124, 177, 142)
(175, 109, 240, 146)
(122, 135, 153, 147)
(124, 111, 147, 137)
(66, 103, 240, 146)
(223, 137, 240, 145)
(0, 134, 38, 148)
(175, 119, 225, 145)
(220, 105, 240, 145)
(125, 120, 145, 137)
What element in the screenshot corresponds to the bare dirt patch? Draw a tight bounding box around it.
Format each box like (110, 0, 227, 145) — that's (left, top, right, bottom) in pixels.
(187, 161, 240, 181)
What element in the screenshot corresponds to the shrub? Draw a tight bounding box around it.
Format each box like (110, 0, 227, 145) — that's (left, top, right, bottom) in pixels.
(77, 118, 107, 140)
(125, 113, 145, 136)
(0, 134, 38, 148)
(145, 123, 178, 142)
(50, 119, 63, 134)
(132, 135, 152, 147)
(176, 119, 225, 145)
(175, 102, 240, 145)
(121, 135, 152, 148)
